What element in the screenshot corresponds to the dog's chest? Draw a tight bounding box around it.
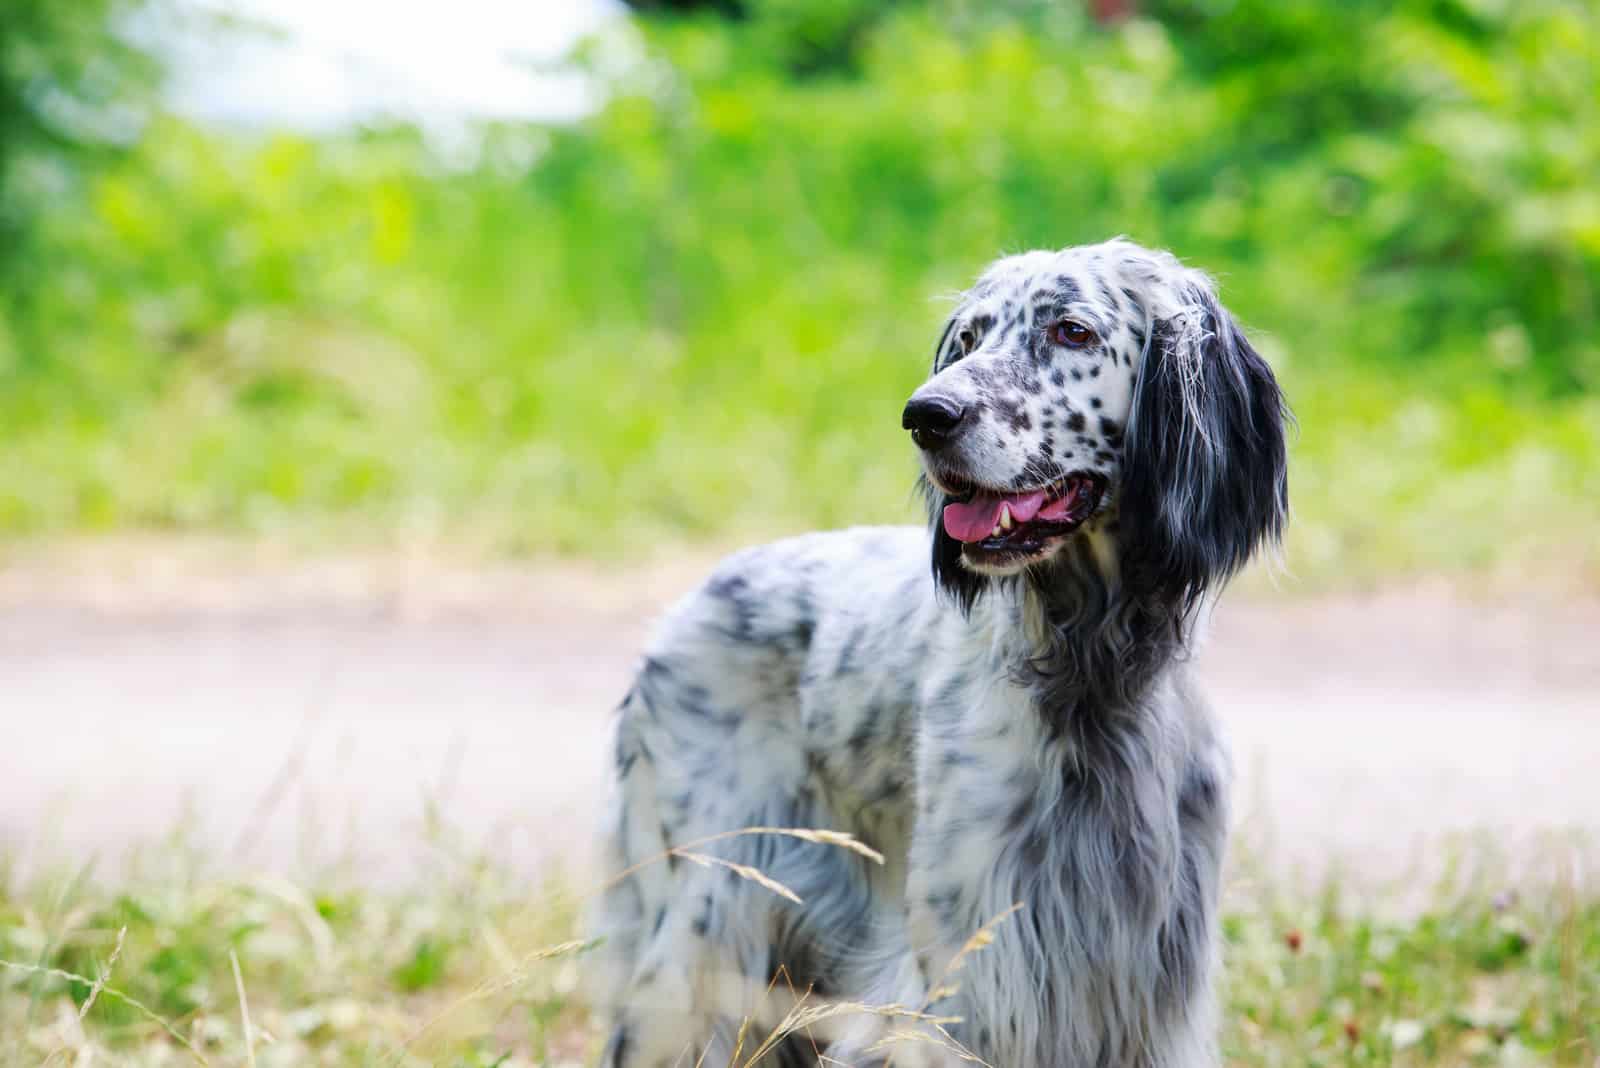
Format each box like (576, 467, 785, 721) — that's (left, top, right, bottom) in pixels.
(909, 657, 1049, 901)
(906, 647, 1187, 975)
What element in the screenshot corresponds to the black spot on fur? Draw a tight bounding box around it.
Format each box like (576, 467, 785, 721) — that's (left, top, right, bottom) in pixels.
(663, 822, 679, 871)
(1156, 851, 1208, 1007)
(867, 776, 904, 803)
(614, 721, 638, 778)
(925, 886, 962, 927)
(790, 616, 816, 652)
(605, 1025, 632, 1067)
(706, 572, 756, 642)
(836, 623, 868, 675)
(1021, 829, 1047, 868)
(846, 726, 873, 759)
(1179, 762, 1219, 825)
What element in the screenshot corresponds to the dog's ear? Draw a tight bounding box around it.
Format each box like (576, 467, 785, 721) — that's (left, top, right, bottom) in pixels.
(1119, 276, 1289, 607)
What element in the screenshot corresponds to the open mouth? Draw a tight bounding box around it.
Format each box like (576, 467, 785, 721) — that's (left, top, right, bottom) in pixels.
(938, 474, 1106, 564)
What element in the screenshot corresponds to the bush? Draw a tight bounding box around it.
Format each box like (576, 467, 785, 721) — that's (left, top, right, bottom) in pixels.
(3, 1, 1596, 580)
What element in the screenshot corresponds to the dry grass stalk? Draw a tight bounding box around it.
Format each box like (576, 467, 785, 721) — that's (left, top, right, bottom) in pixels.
(869, 904, 1024, 1068)
(388, 938, 592, 1062)
(676, 851, 804, 905)
(229, 949, 257, 1068)
(942, 903, 1024, 978)
(601, 826, 885, 896)
(0, 956, 209, 1065)
(743, 1000, 963, 1065)
(76, 925, 125, 1022)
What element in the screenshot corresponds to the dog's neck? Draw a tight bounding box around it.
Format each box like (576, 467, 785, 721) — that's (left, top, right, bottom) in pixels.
(1006, 527, 1192, 739)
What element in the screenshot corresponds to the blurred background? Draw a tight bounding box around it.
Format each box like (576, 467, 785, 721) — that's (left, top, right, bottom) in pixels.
(4, 0, 1597, 575)
(2, 0, 1598, 1063)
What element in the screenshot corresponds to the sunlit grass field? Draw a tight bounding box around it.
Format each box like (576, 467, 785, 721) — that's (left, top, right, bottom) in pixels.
(4, 839, 1596, 1067)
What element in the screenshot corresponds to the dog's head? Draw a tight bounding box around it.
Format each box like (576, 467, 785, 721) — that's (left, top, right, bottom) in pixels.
(907, 239, 1288, 611)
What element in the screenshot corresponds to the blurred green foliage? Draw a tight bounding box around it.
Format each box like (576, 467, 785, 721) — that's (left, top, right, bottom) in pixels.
(0, 0, 159, 285)
(1, 0, 1597, 582)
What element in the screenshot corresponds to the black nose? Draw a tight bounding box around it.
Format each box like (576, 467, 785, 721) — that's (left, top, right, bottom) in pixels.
(902, 393, 968, 450)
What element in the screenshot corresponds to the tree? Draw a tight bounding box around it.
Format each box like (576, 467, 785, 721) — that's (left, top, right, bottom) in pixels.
(0, 0, 160, 286)
(620, 0, 746, 12)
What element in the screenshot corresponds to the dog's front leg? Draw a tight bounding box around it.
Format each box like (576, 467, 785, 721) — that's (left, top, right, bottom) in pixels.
(820, 945, 964, 1068)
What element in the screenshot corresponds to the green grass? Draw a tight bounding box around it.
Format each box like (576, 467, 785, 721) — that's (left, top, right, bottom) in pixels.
(4, 841, 1596, 1066)
(3, 2, 1598, 586)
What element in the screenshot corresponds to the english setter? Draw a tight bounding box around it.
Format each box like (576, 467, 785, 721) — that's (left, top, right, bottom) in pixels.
(590, 239, 1288, 1067)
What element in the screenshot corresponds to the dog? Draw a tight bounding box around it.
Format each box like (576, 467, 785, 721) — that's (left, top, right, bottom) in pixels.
(589, 239, 1288, 1066)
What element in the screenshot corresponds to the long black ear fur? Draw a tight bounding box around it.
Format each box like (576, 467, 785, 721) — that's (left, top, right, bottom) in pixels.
(1119, 282, 1289, 608)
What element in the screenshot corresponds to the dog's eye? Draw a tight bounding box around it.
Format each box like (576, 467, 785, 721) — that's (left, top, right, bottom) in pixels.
(1049, 320, 1094, 349)
(956, 327, 977, 356)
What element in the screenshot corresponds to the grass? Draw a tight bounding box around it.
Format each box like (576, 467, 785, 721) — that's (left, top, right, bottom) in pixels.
(5, 295, 1598, 594)
(5, 0, 1599, 591)
(4, 836, 1596, 1067)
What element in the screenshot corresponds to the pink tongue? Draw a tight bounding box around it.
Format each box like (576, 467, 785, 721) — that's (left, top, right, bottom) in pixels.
(1037, 484, 1080, 522)
(942, 489, 1048, 543)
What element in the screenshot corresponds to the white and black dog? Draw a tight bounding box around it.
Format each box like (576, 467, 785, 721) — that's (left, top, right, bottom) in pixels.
(589, 239, 1288, 1067)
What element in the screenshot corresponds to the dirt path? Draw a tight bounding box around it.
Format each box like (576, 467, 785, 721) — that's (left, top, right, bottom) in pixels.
(3, 542, 1597, 886)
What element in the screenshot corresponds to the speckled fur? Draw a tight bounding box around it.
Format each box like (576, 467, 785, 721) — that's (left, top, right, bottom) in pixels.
(588, 240, 1289, 1067)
